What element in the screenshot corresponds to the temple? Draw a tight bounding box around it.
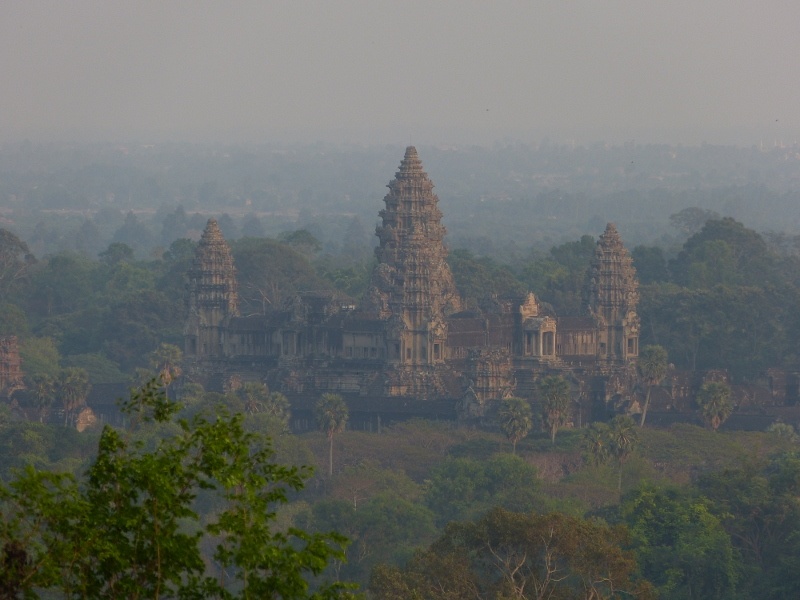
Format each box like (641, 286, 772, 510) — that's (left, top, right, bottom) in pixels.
(0, 336, 24, 399)
(184, 147, 640, 417)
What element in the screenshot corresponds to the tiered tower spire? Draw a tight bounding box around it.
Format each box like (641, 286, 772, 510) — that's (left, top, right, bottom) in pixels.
(185, 218, 239, 358)
(362, 147, 462, 372)
(588, 223, 640, 361)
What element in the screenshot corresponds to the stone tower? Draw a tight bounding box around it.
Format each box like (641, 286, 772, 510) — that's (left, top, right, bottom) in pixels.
(184, 218, 239, 359)
(0, 336, 24, 398)
(587, 223, 640, 362)
(362, 147, 462, 393)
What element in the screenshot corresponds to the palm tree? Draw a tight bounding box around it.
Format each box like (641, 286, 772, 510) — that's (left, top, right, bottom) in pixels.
(637, 345, 668, 427)
(497, 397, 532, 454)
(58, 367, 91, 426)
(148, 343, 183, 390)
(263, 391, 291, 431)
(696, 382, 733, 431)
(581, 422, 611, 467)
(32, 374, 56, 423)
(581, 416, 639, 494)
(240, 382, 268, 415)
(608, 415, 639, 492)
(314, 393, 348, 477)
(539, 375, 571, 445)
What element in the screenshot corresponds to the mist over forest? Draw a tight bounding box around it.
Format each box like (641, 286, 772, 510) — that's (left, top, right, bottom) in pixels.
(3, 140, 800, 260)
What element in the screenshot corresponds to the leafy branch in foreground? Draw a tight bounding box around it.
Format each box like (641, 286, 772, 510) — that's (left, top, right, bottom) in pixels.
(0, 378, 357, 599)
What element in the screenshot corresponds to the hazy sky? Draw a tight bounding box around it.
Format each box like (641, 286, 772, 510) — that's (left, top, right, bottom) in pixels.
(2, 1, 798, 146)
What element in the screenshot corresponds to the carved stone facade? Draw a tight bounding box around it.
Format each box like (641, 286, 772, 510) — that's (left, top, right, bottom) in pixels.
(184, 148, 640, 408)
(588, 223, 640, 365)
(361, 146, 463, 397)
(0, 335, 24, 398)
(184, 218, 239, 363)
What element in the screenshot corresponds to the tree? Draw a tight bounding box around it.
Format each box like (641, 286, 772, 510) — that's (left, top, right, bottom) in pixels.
(448, 249, 525, 308)
(424, 455, 542, 527)
(57, 367, 91, 426)
(370, 507, 654, 600)
(279, 229, 322, 258)
(240, 381, 269, 415)
(19, 337, 61, 383)
(581, 416, 639, 493)
(539, 375, 571, 444)
(31, 374, 56, 423)
(147, 342, 183, 390)
(608, 415, 639, 493)
(0, 379, 356, 598)
(637, 345, 668, 427)
(621, 484, 738, 600)
(496, 397, 532, 454)
(240, 212, 265, 238)
(232, 237, 328, 313)
(264, 391, 291, 430)
(631, 245, 669, 283)
(315, 393, 349, 477)
(98, 242, 135, 266)
(581, 421, 611, 467)
(0, 228, 34, 296)
(669, 207, 720, 237)
(696, 381, 733, 431)
(697, 455, 800, 598)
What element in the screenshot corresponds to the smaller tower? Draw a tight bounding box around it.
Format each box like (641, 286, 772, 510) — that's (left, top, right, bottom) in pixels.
(0, 336, 24, 398)
(185, 219, 239, 359)
(588, 223, 640, 362)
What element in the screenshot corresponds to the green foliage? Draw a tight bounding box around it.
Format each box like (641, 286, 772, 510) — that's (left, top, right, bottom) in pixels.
(312, 493, 437, 583)
(279, 229, 323, 256)
(582, 416, 639, 493)
(539, 374, 571, 444)
(232, 237, 329, 313)
(697, 454, 800, 599)
(669, 207, 721, 237)
(631, 245, 669, 283)
(28, 252, 95, 317)
(19, 336, 61, 382)
(425, 454, 542, 526)
(448, 248, 524, 308)
(0, 380, 356, 598)
(315, 393, 349, 477)
(0, 228, 34, 297)
(670, 217, 776, 288)
(370, 507, 654, 600)
(61, 352, 126, 384)
(328, 461, 422, 506)
(147, 342, 183, 387)
(496, 397, 532, 454)
(57, 367, 91, 426)
(621, 484, 738, 600)
(696, 381, 733, 431)
(0, 302, 29, 337)
(637, 344, 668, 427)
(98, 241, 135, 265)
(518, 237, 595, 315)
(639, 282, 792, 377)
(315, 257, 374, 300)
(766, 422, 799, 443)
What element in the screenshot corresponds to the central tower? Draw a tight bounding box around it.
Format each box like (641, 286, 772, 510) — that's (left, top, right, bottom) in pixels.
(362, 147, 462, 395)
(587, 223, 640, 363)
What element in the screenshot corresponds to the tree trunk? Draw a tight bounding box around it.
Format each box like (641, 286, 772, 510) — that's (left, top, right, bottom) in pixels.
(328, 433, 334, 477)
(640, 385, 652, 427)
